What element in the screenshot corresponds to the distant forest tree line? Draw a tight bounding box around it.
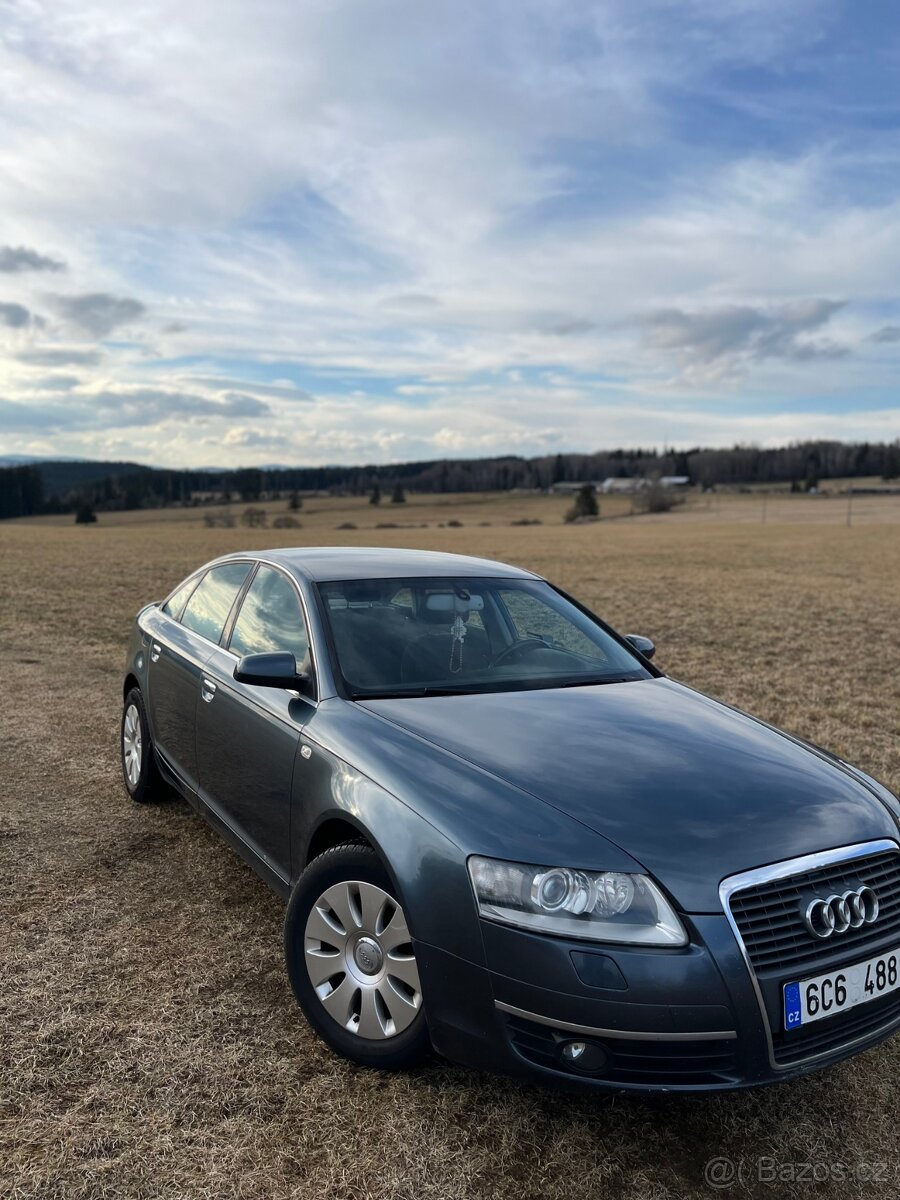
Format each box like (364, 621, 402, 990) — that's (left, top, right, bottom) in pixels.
(1, 439, 898, 520)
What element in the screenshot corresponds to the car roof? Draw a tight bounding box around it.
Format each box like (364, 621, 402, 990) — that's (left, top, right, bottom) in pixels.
(234, 546, 537, 582)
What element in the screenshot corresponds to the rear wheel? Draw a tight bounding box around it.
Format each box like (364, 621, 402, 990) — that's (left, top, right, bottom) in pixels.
(120, 687, 166, 803)
(284, 843, 430, 1069)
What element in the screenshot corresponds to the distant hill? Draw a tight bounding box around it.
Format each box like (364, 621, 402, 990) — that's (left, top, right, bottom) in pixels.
(37, 459, 152, 497)
(0, 453, 93, 467)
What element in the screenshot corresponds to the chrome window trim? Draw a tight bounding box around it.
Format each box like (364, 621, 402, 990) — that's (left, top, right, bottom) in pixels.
(495, 1001, 736, 1042)
(720, 838, 900, 1072)
(154, 613, 234, 659)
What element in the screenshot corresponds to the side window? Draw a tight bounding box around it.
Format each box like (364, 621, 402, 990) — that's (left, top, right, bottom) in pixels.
(229, 565, 309, 665)
(162, 575, 199, 618)
(390, 586, 414, 612)
(180, 563, 251, 643)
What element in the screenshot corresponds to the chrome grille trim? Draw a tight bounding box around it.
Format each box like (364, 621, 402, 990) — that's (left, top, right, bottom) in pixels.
(729, 850, 900, 972)
(720, 839, 900, 1072)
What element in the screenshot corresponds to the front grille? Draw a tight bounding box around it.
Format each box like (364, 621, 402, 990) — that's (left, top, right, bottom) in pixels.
(774, 991, 900, 1065)
(729, 849, 900, 974)
(506, 1016, 739, 1086)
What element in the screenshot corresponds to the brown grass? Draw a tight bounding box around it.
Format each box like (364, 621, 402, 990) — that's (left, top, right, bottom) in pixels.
(2, 503, 899, 1199)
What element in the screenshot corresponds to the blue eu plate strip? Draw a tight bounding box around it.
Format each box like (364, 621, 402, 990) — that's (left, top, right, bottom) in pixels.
(784, 981, 802, 1030)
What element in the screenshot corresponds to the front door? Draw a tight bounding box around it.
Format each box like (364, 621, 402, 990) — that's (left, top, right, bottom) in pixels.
(196, 564, 314, 882)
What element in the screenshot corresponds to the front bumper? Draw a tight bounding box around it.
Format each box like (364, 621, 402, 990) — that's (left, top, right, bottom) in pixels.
(414, 910, 900, 1092)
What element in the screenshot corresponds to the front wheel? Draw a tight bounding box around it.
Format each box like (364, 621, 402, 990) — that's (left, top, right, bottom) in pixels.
(120, 687, 166, 803)
(284, 843, 430, 1069)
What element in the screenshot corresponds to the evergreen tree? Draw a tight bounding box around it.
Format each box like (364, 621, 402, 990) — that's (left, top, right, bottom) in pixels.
(564, 485, 599, 523)
(75, 502, 97, 525)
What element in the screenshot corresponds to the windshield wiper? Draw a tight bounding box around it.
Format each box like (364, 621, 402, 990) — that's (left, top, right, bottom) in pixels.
(552, 674, 641, 688)
(351, 684, 477, 700)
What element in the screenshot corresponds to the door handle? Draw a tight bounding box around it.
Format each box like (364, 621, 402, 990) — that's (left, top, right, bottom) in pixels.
(201, 677, 217, 703)
(150, 642, 162, 663)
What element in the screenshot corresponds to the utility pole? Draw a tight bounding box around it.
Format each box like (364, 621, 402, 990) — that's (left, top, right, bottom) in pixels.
(846, 489, 853, 528)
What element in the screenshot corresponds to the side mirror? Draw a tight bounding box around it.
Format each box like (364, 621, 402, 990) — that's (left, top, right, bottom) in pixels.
(624, 633, 656, 661)
(234, 652, 307, 689)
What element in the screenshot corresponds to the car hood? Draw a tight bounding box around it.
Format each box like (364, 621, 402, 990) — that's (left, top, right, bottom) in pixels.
(360, 678, 898, 912)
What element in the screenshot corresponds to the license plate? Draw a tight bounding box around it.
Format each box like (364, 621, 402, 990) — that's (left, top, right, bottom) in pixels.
(784, 948, 900, 1030)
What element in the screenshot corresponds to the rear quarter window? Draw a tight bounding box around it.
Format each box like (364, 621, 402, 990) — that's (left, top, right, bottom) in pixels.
(161, 575, 200, 618)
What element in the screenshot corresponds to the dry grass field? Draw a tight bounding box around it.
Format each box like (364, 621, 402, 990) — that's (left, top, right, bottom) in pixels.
(2, 493, 899, 1199)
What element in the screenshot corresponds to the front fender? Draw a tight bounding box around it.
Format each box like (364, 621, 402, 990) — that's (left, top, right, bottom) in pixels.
(292, 735, 483, 963)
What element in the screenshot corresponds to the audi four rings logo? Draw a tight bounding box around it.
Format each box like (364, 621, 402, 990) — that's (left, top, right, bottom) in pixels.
(804, 886, 880, 939)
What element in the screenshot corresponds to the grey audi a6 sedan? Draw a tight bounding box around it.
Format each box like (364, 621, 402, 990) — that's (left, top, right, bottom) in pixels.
(121, 547, 900, 1091)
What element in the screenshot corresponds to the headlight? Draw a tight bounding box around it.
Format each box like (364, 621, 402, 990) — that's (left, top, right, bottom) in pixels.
(468, 856, 687, 946)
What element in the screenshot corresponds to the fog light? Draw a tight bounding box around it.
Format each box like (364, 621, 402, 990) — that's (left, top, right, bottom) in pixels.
(561, 1040, 587, 1062)
(558, 1039, 608, 1073)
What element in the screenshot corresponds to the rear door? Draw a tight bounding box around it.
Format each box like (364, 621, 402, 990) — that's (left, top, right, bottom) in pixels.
(145, 561, 251, 794)
(196, 564, 315, 882)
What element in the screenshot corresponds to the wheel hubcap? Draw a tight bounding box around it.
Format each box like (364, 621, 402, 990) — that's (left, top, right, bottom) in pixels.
(304, 879, 422, 1040)
(122, 703, 142, 790)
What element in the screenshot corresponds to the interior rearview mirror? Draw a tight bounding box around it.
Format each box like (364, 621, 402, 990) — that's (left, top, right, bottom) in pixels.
(425, 592, 484, 614)
(624, 633, 656, 660)
(234, 651, 307, 688)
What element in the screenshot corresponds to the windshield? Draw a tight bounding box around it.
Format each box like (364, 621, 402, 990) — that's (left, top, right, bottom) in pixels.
(318, 576, 651, 698)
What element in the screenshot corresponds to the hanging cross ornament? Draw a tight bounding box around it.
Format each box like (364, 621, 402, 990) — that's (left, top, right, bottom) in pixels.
(449, 614, 467, 673)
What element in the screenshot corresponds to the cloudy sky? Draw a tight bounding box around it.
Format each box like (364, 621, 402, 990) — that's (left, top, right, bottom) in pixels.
(1, 0, 899, 468)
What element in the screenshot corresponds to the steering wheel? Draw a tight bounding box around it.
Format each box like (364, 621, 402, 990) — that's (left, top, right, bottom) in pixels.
(489, 638, 550, 669)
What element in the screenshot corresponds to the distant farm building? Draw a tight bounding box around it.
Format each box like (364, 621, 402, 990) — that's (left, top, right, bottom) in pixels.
(549, 478, 654, 495)
(190, 489, 227, 504)
(548, 480, 606, 495)
(659, 475, 691, 489)
(599, 477, 647, 494)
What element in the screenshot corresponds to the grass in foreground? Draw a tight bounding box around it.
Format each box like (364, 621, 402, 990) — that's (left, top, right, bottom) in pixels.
(1, 511, 898, 1199)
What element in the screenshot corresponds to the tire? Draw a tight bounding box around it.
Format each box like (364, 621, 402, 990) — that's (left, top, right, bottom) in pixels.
(120, 687, 166, 804)
(284, 843, 431, 1069)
